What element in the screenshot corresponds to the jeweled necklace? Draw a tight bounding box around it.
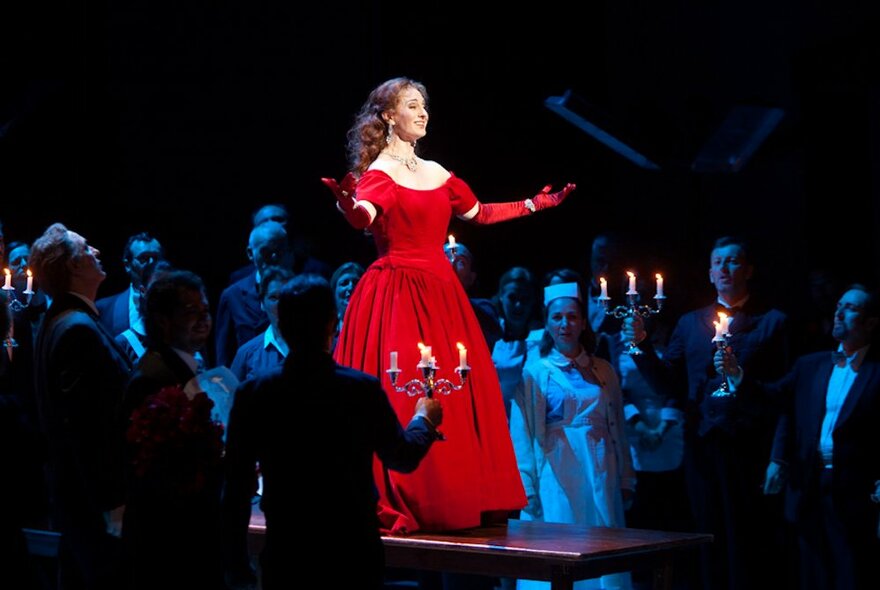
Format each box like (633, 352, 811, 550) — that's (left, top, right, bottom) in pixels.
(382, 151, 418, 172)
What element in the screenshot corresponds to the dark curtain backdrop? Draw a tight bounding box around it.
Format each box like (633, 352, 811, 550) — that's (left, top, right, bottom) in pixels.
(2, 1, 879, 323)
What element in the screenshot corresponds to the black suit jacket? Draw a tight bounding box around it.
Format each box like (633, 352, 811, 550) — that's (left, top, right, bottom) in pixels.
(214, 272, 267, 369)
(33, 293, 132, 531)
(95, 287, 131, 338)
(221, 351, 437, 588)
(768, 348, 880, 531)
(123, 345, 197, 418)
(636, 300, 790, 438)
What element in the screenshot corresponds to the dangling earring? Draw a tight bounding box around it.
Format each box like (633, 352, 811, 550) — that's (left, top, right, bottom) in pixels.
(386, 122, 394, 145)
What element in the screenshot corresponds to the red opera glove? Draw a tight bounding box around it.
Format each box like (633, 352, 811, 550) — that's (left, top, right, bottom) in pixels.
(321, 173, 373, 229)
(471, 182, 576, 225)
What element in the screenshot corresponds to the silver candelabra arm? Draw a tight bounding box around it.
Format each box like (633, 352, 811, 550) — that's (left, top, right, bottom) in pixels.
(2, 285, 34, 313)
(386, 363, 471, 442)
(601, 294, 666, 355)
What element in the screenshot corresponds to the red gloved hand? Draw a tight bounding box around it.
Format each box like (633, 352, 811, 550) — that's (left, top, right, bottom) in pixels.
(471, 182, 577, 224)
(530, 182, 576, 212)
(321, 173, 372, 229)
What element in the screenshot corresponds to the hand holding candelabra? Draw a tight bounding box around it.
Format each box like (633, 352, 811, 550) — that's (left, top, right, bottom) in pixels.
(386, 343, 470, 441)
(600, 272, 665, 355)
(710, 313, 737, 397)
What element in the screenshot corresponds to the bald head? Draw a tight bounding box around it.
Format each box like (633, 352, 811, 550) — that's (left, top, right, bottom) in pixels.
(248, 221, 290, 272)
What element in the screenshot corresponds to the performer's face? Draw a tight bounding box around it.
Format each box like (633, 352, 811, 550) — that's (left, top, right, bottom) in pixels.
(709, 244, 752, 298)
(546, 297, 585, 357)
(832, 288, 877, 347)
(386, 87, 428, 143)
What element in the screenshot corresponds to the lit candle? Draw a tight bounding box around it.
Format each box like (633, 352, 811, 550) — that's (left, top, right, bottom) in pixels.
(418, 343, 432, 366)
(712, 319, 723, 341)
(457, 342, 468, 369)
(719, 312, 730, 335)
(389, 351, 399, 371)
(2, 269, 11, 290)
(447, 234, 456, 250)
(599, 277, 608, 298)
(626, 271, 637, 295)
(25, 270, 34, 294)
(655, 273, 664, 298)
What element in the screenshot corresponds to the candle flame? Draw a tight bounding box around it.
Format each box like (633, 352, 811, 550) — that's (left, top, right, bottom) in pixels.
(26, 269, 32, 278)
(456, 342, 466, 351)
(718, 312, 728, 321)
(626, 271, 635, 278)
(599, 277, 606, 286)
(655, 273, 662, 280)
(417, 342, 426, 351)
(3, 268, 9, 276)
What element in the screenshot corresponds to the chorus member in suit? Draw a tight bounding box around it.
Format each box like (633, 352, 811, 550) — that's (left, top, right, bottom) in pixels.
(29, 223, 132, 590)
(511, 282, 635, 590)
(96, 232, 164, 338)
(215, 221, 291, 368)
(230, 265, 294, 381)
(222, 274, 443, 590)
(624, 236, 791, 590)
(122, 269, 223, 590)
(759, 284, 880, 590)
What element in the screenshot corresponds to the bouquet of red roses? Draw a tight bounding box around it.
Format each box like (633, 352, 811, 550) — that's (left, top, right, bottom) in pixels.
(126, 385, 225, 497)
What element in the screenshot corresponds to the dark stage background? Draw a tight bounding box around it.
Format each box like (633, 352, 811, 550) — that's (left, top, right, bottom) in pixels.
(3, 1, 879, 325)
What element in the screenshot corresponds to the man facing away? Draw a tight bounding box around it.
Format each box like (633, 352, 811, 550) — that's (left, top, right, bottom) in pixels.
(221, 274, 443, 589)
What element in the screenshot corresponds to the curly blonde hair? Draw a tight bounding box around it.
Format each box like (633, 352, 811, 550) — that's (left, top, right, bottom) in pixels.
(346, 77, 428, 176)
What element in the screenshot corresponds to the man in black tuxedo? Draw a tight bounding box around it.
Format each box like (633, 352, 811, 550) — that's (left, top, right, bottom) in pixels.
(624, 236, 791, 590)
(215, 221, 289, 368)
(95, 231, 164, 337)
(29, 223, 132, 590)
(760, 284, 880, 590)
(122, 268, 225, 590)
(221, 274, 443, 590)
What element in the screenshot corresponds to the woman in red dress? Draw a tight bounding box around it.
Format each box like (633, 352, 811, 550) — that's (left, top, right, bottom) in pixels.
(322, 77, 575, 534)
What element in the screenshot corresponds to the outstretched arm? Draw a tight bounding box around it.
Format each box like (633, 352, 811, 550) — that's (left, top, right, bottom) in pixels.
(321, 173, 377, 229)
(449, 176, 576, 225)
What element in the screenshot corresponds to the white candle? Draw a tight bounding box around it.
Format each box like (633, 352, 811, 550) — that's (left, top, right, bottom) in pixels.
(626, 271, 637, 295)
(719, 312, 730, 335)
(2, 269, 11, 290)
(712, 320, 723, 341)
(448, 234, 456, 250)
(599, 277, 608, 298)
(389, 351, 399, 371)
(430, 355, 437, 367)
(25, 270, 34, 294)
(457, 342, 468, 369)
(655, 273, 664, 297)
(418, 343, 432, 366)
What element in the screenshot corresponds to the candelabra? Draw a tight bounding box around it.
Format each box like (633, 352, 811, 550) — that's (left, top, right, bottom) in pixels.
(2, 271, 35, 351)
(600, 291, 665, 356)
(2, 270, 35, 313)
(386, 361, 470, 440)
(710, 331, 734, 398)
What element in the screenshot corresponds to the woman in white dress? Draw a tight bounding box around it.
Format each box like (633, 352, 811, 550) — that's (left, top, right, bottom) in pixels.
(510, 282, 636, 590)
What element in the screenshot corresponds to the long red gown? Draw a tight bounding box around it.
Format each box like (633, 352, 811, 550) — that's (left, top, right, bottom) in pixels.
(333, 169, 526, 534)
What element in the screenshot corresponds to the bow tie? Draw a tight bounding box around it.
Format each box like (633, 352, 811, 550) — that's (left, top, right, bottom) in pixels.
(831, 350, 851, 367)
(716, 304, 741, 316)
